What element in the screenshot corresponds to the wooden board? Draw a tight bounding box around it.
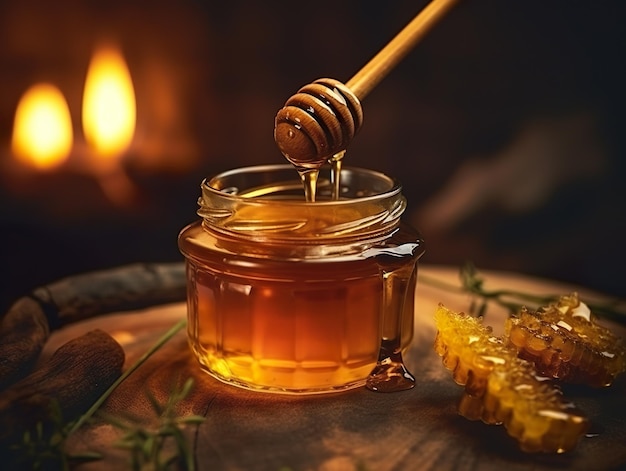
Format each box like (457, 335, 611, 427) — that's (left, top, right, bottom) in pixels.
(45, 265, 626, 471)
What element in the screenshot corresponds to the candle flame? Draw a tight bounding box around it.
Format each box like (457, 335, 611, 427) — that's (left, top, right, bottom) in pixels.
(11, 83, 73, 170)
(82, 45, 136, 164)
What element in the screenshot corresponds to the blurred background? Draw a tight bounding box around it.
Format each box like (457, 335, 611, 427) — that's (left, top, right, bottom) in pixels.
(1, 0, 624, 313)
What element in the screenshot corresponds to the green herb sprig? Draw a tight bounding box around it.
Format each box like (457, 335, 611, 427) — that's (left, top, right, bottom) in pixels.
(9, 400, 102, 471)
(104, 377, 205, 471)
(421, 261, 626, 325)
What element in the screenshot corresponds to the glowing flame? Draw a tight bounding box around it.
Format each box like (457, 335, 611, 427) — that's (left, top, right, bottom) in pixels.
(11, 83, 73, 170)
(82, 45, 136, 164)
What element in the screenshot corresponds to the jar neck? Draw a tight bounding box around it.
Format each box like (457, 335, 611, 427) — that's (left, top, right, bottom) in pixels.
(197, 165, 408, 245)
(199, 196, 406, 244)
(200, 220, 405, 260)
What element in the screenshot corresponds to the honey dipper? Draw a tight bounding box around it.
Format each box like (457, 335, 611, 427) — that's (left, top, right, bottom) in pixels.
(274, 0, 459, 171)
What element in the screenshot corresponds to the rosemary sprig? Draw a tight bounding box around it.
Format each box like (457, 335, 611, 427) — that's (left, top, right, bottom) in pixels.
(421, 261, 626, 325)
(104, 377, 205, 471)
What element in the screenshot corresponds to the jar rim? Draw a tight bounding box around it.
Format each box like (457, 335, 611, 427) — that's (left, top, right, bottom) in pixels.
(197, 164, 407, 241)
(202, 164, 402, 205)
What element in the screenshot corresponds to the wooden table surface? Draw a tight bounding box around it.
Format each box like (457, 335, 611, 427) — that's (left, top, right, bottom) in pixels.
(44, 265, 626, 471)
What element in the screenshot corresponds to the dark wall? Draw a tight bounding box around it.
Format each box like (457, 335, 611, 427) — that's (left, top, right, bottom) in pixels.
(1, 0, 624, 313)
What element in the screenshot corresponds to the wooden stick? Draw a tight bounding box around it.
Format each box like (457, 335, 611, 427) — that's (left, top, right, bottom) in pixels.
(0, 262, 186, 389)
(275, 0, 459, 166)
(347, 0, 459, 99)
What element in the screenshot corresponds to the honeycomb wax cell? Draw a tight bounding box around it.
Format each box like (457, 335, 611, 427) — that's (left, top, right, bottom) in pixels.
(434, 304, 588, 453)
(505, 293, 626, 387)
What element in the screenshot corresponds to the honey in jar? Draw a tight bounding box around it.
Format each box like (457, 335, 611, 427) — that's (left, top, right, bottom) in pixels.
(178, 164, 424, 393)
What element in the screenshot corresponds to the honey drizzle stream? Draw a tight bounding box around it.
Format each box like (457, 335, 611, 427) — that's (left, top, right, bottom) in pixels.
(298, 168, 319, 202)
(329, 150, 346, 200)
(298, 151, 345, 202)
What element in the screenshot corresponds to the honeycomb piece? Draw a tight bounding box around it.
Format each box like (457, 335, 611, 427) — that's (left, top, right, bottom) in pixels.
(434, 305, 512, 397)
(505, 293, 626, 387)
(434, 304, 588, 453)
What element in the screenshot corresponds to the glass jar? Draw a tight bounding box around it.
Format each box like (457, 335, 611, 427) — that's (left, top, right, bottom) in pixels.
(178, 164, 425, 394)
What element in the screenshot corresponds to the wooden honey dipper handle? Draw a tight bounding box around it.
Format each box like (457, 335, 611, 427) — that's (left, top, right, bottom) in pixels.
(275, 0, 459, 169)
(347, 0, 459, 99)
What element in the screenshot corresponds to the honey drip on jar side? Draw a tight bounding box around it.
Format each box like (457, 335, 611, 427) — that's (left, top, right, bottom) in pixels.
(366, 260, 416, 392)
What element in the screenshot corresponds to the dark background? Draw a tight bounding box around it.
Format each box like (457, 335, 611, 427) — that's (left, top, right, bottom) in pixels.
(1, 0, 625, 314)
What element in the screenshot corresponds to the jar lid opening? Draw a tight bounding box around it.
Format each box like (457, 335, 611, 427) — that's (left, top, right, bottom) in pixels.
(198, 165, 406, 240)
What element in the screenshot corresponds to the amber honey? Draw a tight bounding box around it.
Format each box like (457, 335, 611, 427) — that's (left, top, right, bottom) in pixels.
(179, 165, 424, 393)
